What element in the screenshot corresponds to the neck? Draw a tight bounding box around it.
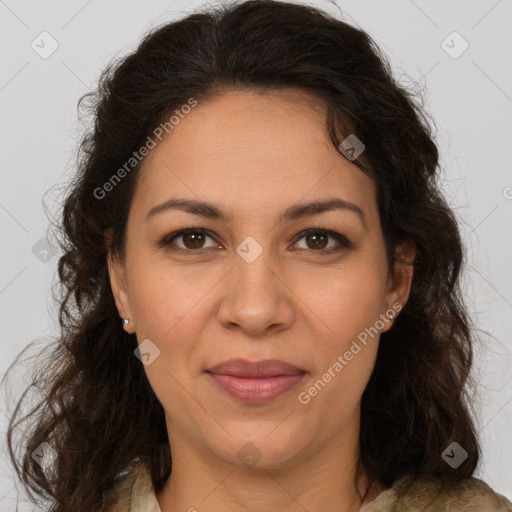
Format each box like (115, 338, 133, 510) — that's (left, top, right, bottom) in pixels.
(156, 419, 384, 512)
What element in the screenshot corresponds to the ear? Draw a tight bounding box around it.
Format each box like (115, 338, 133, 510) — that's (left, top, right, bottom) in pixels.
(380, 241, 416, 333)
(106, 237, 135, 334)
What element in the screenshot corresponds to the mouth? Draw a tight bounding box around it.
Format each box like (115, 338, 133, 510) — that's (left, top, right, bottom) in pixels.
(205, 358, 307, 404)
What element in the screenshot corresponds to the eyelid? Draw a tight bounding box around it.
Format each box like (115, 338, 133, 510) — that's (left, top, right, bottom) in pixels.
(158, 226, 353, 254)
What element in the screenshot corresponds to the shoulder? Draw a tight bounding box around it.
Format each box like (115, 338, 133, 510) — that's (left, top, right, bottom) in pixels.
(102, 462, 161, 512)
(361, 473, 512, 511)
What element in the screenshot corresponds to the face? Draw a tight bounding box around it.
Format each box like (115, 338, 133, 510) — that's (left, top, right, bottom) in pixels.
(109, 88, 414, 470)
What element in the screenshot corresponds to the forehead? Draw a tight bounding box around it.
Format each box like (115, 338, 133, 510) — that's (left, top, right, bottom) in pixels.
(133, 88, 377, 224)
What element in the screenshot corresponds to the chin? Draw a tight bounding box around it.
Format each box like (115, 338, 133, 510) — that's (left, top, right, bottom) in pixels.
(211, 428, 304, 470)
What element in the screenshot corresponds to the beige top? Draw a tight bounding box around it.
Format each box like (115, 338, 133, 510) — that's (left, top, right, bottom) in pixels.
(104, 462, 512, 511)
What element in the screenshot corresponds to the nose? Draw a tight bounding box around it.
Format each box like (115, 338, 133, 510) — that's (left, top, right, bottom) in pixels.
(216, 246, 295, 336)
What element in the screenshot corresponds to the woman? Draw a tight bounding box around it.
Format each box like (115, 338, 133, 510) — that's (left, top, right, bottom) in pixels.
(5, 0, 511, 510)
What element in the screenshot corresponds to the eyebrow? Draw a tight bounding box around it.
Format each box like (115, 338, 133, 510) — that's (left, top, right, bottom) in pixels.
(145, 197, 367, 229)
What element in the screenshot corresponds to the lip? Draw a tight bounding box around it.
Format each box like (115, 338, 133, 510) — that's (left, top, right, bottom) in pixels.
(205, 358, 306, 404)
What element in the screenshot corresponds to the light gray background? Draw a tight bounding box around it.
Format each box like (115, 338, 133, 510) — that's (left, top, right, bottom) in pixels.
(1, 0, 511, 508)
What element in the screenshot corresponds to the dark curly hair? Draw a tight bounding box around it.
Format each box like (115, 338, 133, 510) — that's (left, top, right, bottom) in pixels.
(4, 0, 481, 510)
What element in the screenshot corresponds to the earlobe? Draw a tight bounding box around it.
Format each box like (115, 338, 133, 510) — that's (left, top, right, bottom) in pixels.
(107, 250, 135, 333)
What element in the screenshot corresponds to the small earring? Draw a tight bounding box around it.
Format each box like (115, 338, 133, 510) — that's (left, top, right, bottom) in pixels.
(388, 311, 395, 319)
(123, 319, 129, 327)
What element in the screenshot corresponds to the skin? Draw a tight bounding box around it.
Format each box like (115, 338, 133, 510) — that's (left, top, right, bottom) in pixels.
(108, 88, 416, 512)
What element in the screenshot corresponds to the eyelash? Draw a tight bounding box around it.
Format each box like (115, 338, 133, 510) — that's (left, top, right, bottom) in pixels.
(158, 226, 353, 256)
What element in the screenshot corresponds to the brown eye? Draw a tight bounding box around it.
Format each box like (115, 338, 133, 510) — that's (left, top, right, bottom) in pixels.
(159, 229, 218, 251)
(293, 228, 353, 254)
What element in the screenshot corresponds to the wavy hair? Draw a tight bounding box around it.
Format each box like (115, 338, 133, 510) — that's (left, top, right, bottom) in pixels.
(4, 0, 480, 510)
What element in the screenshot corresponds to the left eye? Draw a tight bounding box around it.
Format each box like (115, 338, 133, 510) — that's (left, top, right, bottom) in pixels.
(159, 228, 352, 254)
(293, 228, 352, 253)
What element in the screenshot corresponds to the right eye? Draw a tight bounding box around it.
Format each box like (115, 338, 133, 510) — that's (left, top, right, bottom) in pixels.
(159, 228, 220, 252)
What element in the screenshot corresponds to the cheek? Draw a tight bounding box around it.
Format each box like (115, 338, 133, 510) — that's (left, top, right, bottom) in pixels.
(126, 262, 213, 414)
(296, 269, 383, 417)
(295, 262, 387, 344)
(126, 255, 216, 341)
(293, 260, 385, 405)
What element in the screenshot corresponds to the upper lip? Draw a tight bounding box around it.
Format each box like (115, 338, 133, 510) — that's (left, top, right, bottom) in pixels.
(206, 358, 306, 377)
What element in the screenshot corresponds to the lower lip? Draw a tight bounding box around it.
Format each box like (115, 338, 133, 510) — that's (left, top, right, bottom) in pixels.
(206, 372, 306, 404)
